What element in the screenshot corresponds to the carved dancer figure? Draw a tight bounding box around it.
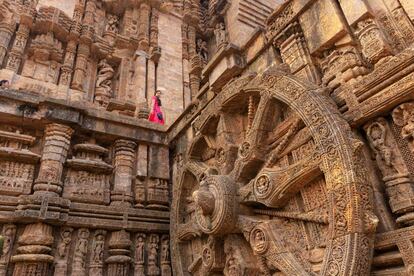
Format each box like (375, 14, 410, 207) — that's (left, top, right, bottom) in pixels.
(366, 121, 393, 167)
(95, 59, 114, 106)
(197, 38, 208, 63)
(214, 22, 228, 48)
(106, 14, 119, 33)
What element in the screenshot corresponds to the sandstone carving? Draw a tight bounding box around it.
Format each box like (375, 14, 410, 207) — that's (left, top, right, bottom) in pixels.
(0, 0, 412, 275)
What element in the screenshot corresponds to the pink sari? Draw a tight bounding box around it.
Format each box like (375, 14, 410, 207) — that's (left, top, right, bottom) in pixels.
(148, 96, 165, 125)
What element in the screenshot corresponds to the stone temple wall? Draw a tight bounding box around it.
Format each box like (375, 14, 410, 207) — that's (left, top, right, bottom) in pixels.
(0, 0, 414, 275)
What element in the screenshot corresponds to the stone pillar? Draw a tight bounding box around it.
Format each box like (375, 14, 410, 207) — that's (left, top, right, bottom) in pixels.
(138, 2, 151, 51)
(0, 224, 16, 276)
(54, 227, 74, 276)
(59, 40, 78, 87)
(134, 51, 148, 117)
(0, 23, 14, 66)
(364, 118, 414, 225)
(71, 43, 91, 98)
(188, 26, 200, 98)
(106, 230, 132, 276)
(135, 144, 148, 207)
(71, 0, 95, 100)
(11, 223, 54, 276)
(111, 139, 136, 207)
(33, 124, 73, 196)
(5, 24, 30, 72)
(148, 58, 156, 98)
(150, 8, 159, 49)
(182, 24, 191, 106)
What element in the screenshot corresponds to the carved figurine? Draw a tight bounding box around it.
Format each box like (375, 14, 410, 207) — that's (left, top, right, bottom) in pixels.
(148, 235, 160, 276)
(214, 22, 228, 48)
(73, 229, 89, 274)
(92, 233, 105, 264)
(106, 14, 119, 33)
(57, 228, 73, 259)
(135, 234, 146, 264)
(196, 38, 208, 64)
(95, 59, 114, 107)
(366, 121, 393, 167)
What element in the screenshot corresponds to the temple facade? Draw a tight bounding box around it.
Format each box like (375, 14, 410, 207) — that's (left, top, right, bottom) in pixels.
(0, 0, 413, 275)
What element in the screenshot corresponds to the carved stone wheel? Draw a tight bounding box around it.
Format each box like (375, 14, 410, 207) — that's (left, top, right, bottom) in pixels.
(171, 67, 378, 276)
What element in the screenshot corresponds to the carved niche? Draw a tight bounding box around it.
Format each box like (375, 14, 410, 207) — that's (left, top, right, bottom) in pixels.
(94, 59, 115, 107)
(364, 118, 414, 225)
(21, 32, 64, 84)
(171, 67, 377, 275)
(63, 140, 113, 204)
(0, 128, 40, 196)
(54, 227, 73, 276)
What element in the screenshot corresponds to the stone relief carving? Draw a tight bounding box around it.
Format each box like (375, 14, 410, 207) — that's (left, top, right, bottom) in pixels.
(106, 14, 119, 33)
(171, 69, 376, 275)
(148, 234, 160, 276)
(72, 228, 90, 276)
(196, 38, 208, 64)
(214, 22, 228, 49)
(94, 59, 115, 107)
(89, 230, 106, 276)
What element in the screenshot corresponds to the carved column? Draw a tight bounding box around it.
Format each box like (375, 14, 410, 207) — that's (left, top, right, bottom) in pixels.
(0, 224, 16, 276)
(33, 124, 73, 196)
(111, 139, 136, 206)
(5, 24, 30, 72)
(72, 228, 90, 276)
(147, 234, 160, 276)
(134, 233, 146, 276)
(135, 144, 148, 207)
(71, 0, 95, 99)
(11, 223, 54, 276)
(0, 23, 15, 66)
(138, 2, 151, 51)
(54, 227, 74, 276)
(106, 230, 132, 276)
(182, 24, 191, 106)
(134, 51, 149, 118)
(71, 43, 91, 98)
(364, 118, 414, 225)
(188, 26, 200, 98)
(148, 8, 160, 98)
(160, 235, 171, 276)
(89, 230, 107, 276)
(59, 40, 78, 88)
(58, 1, 83, 91)
(274, 22, 320, 84)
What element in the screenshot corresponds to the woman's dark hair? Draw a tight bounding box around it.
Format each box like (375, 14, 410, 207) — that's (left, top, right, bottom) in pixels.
(155, 90, 162, 106)
(0, 80, 9, 87)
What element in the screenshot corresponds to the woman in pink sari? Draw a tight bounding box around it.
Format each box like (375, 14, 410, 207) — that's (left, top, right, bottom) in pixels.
(149, 90, 165, 125)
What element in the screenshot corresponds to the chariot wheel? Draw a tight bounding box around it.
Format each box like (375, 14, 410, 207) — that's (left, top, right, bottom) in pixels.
(171, 66, 377, 276)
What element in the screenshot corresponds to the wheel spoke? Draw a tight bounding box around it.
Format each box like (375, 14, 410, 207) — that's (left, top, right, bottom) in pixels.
(240, 153, 322, 208)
